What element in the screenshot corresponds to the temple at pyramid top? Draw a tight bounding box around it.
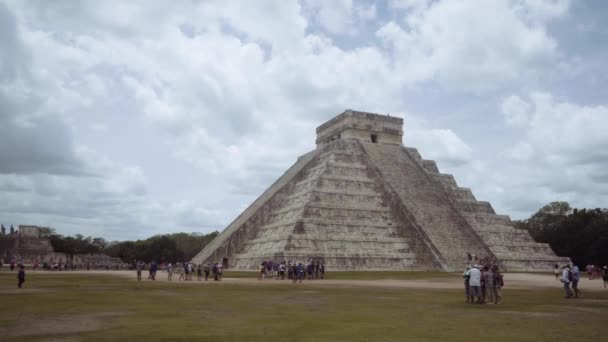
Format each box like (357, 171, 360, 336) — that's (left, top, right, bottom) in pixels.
(192, 109, 569, 272)
(316, 110, 403, 146)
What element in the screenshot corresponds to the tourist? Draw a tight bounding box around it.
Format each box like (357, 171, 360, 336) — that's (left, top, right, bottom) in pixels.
(217, 263, 223, 281)
(178, 265, 185, 281)
(272, 262, 279, 279)
(258, 263, 266, 280)
(484, 266, 495, 304)
(197, 264, 202, 281)
(492, 265, 503, 304)
(307, 262, 314, 280)
(554, 264, 560, 281)
(17, 265, 25, 288)
(287, 261, 293, 280)
(320, 263, 325, 279)
(182, 262, 190, 280)
(291, 263, 298, 283)
(136, 262, 142, 281)
(167, 263, 173, 281)
(586, 264, 593, 280)
(212, 263, 219, 281)
(561, 265, 573, 298)
(10, 260, 15, 271)
(480, 266, 487, 303)
(297, 263, 305, 283)
(463, 266, 471, 303)
(602, 266, 608, 288)
(279, 262, 285, 280)
(315, 261, 320, 279)
(203, 262, 210, 281)
(572, 264, 582, 298)
(466, 265, 482, 304)
(150, 261, 157, 280)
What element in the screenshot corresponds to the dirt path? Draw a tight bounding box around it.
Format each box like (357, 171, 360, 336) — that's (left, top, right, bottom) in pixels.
(27, 270, 608, 291)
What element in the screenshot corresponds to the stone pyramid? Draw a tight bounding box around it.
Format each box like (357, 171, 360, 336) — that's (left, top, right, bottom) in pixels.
(192, 110, 569, 272)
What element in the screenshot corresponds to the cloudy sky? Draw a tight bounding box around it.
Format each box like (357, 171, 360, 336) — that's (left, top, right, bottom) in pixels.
(1, 0, 607, 240)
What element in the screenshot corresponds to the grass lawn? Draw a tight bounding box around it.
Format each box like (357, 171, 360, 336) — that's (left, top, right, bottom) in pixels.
(0, 272, 606, 341)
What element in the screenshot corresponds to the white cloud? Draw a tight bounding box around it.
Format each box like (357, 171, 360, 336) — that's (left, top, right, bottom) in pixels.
(304, 0, 354, 35)
(502, 95, 533, 126)
(377, 0, 565, 90)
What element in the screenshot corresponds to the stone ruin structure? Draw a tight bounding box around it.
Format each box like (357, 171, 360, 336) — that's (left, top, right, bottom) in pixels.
(0, 225, 54, 264)
(0, 225, 124, 268)
(192, 110, 569, 272)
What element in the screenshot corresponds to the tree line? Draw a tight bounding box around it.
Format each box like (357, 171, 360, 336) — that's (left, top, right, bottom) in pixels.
(41, 228, 218, 263)
(514, 201, 608, 267)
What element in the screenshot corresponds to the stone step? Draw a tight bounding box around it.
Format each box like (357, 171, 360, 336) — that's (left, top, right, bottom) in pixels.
(302, 206, 394, 224)
(245, 233, 412, 245)
(258, 218, 399, 232)
(421, 159, 439, 173)
(447, 187, 476, 202)
(451, 200, 495, 214)
(429, 173, 458, 190)
(317, 176, 378, 193)
(460, 213, 512, 225)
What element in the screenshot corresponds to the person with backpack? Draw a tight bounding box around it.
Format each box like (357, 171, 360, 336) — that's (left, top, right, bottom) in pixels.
(562, 265, 573, 298)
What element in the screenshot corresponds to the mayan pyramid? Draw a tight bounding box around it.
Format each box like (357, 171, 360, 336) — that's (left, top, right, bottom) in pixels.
(192, 110, 569, 272)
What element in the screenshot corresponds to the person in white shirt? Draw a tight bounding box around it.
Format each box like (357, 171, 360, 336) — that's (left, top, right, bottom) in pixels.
(167, 263, 173, 281)
(466, 265, 482, 304)
(562, 265, 573, 298)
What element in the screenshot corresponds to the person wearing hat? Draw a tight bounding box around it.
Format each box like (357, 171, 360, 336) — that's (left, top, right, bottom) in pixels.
(561, 265, 573, 298)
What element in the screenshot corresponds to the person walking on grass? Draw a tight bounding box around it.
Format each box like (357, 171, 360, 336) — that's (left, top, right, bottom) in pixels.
(178, 265, 185, 281)
(602, 266, 608, 288)
(554, 264, 560, 281)
(167, 263, 173, 281)
(562, 265, 573, 298)
(136, 262, 142, 281)
(572, 264, 582, 298)
(466, 265, 482, 304)
(197, 264, 202, 281)
(17, 265, 25, 288)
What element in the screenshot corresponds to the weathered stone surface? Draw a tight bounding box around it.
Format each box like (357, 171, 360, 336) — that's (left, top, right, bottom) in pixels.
(191, 110, 569, 271)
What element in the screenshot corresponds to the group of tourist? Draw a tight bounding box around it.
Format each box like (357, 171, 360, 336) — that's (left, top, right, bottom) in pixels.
(463, 264, 503, 304)
(584, 264, 607, 282)
(557, 264, 608, 297)
(134, 261, 225, 282)
(258, 260, 326, 282)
